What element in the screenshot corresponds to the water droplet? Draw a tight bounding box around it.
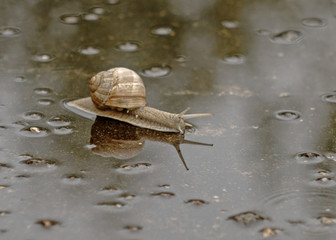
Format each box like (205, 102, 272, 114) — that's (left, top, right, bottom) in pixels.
(36, 219, 60, 228)
(53, 126, 74, 135)
(82, 12, 99, 21)
(175, 55, 187, 63)
(23, 111, 45, 121)
(37, 99, 54, 106)
(20, 158, 57, 168)
(59, 13, 81, 24)
(97, 201, 126, 209)
(222, 54, 246, 65)
(119, 193, 136, 200)
(151, 25, 175, 36)
(321, 93, 336, 103)
(14, 76, 26, 82)
(295, 152, 324, 164)
(313, 177, 336, 186)
(0, 211, 10, 216)
(116, 41, 140, 52)
(63, 174, 83, 184)
(271, 30, 304, 44)
(301, 18, 327, 28)
(185, 199, 208, 206)
(89, 6, 106, 15)
(78, 46, 100, 55)
(141, 65, 171, 77)
(314, 169, 334, 177)
(19, 126, 50, 137)
(325, 152, 336, 161)
(318, 216, 336, 225)
(259, 227, 283, 238)
(34, 88, 53, 95)
(100, 186, 121, 194)
(274, 110, 301, 120)
(0, 26, 21, 37)
(221, 20, 239, 29)
(151, 192, 175, 198)
(105, 0, 120, 4)
(118, 162, 151, 172)
(123, 225, 142, 232)
(228, 211, 266, 226)
(47, 115, 71, 127)
(32, 53, 56, 63)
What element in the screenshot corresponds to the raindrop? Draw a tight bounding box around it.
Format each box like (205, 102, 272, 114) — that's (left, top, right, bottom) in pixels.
(89, 6, 106, 15)
(301, 18, 327, 28)
(32, 53, 56, 63)
(34, 88, 53, 95)
(116, 41, 140, 52)
(295, 152, 324, 164)
(78, 46, 100, 55)
(318, 216, 336, 225)
(312, 177, 336, 187)
(151, 192, 175, 198)
(47, 115, 71, 127)
(97, 201, 126, 209)
(123, 225, 142, 232)
(321, 93, 336, 103)
(118, 163, 151, 173)
(221, 20, 239, 29)
(82, 13, 99, 21)
(37, 99, 54, 106)
(141, 65, 171, 77)
(222, 54, 246, 65)
(63, 174, 83, 184)
(105, 0, 120, 4)
(14, 76, 26, 82)
(19, 126, 50, 137)
(0, 26, 21, 37)
(185, 199, 208, 206)
(100, 186, 121, 194)
(119, 193, 136, 200)
(36, 219, 60, 228)
(0, 211, 10, 216)
(53, 126, 74, 135)
(228, 211, 266, 226)
(20, 158, 57, 167)
(23, 111, 45, 121)
(274, 110, 301, 120)
(270, 30, 304, 44)
(259, 227, 283, 238)
(175, 55, 187, 63)
(59, 13, 81, 24)
(151, 25, 175, 36)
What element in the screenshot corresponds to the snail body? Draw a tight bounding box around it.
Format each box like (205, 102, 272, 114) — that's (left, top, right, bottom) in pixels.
(68, 67, 212, 134)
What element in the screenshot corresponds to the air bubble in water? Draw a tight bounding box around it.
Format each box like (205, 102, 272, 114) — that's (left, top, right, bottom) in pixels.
(32, 53, 56, 63)
(141, 65, 171, 77)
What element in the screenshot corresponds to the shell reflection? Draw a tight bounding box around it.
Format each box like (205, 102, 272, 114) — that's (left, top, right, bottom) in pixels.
(90, 116, 213, 170)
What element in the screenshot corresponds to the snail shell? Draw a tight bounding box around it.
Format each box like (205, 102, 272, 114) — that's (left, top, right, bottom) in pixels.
(68, 67, 213, 134)
(90, 67, 147, 110)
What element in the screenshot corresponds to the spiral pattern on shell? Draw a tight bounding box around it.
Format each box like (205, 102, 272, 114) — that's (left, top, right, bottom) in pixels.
(90, 67, 147, 110)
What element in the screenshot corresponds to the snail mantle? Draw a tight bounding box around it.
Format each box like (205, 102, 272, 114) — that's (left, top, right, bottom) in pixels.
(67, 67, 213, 134)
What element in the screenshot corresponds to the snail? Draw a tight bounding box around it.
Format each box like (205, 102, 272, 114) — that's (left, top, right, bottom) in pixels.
(67, 67, 212, 134)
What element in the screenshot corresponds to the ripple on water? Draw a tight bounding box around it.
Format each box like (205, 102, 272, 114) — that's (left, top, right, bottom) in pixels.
(0, 26, 21, 37)
(301, 18, 327, 28)
(20, 158, 58, 169)
(47, 115, 71, 127)
(116, 41, 140, 52)
(321, 92, 336, 103)
(270, 30, 304, 44)
(140, 65, 171, 78)
(23, 111, 45, 121)
(78, 46, 100, 55)
(62, 174, 84, 184)
(151, 192, 175, 198)
(185, 199, 209, 206)
(59, 13, 82, 24)
(81, 12, 100, 21)
(150, 25, 175, 36)
(274, 110, 301, 121)
(295, 152, 324, 164)
(37, 99, 54, 106)
(88, 6, 106, 15)
(53, 126, 74, 135)
(19, 126, 50, 137)
(222, 54, 246, 65)
(34, 88, 53, 95)
(32, 53, 56, 63)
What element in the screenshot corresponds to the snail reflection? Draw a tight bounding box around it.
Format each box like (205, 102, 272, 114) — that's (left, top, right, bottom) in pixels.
(90, 116, 213, 170)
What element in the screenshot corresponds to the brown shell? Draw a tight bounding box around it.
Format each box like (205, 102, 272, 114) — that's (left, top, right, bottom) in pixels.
(90, 67, 147, 110)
